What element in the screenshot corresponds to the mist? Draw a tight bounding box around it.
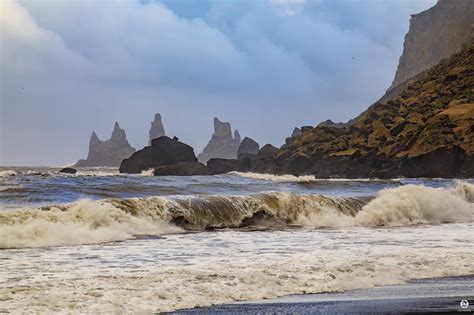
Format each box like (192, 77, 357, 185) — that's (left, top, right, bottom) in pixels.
(0, 0, 436, 166)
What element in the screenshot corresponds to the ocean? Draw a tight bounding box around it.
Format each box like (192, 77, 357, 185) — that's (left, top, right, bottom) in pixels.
(0, 167, 473, 313)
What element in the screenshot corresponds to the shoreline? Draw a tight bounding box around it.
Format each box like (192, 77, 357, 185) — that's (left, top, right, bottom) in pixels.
(170, 275, 474, 314)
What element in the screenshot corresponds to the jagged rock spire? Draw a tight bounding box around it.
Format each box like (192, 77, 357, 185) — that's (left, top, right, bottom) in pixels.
(149, 113, 166, 145)
(234, 130, 241, 143)
(76, 121, 136, 167)
(198, 117, 242, 163)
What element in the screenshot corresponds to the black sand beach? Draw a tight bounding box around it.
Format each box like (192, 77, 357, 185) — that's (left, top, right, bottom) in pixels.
(171, 275, 474, 314)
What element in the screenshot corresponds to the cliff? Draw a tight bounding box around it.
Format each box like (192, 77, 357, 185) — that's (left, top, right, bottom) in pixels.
(388, 0, 473, 91)
(250, 39, 474, 178)
(197, 117, 241, 163)
(75, 122, 136, 167)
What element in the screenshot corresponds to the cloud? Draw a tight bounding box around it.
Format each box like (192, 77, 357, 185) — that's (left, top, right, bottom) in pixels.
(0, 0, 435, 166)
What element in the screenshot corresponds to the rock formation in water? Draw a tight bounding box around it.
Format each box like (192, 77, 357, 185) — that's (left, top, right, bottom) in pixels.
(149, 113, 166, 145)
(75, 122, 136, 167)
(59, 167, 77, 174)
(197, 117, 241, 163)
(237, 137, 259, 158)
(120, 136, 206, 175)
(388, 0, 474, 91)
(206, 143, 278, 175)
(248, 39, 474, 178)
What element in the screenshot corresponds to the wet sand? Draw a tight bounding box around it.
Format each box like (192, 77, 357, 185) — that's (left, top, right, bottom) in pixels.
(170, 275, 474, 314)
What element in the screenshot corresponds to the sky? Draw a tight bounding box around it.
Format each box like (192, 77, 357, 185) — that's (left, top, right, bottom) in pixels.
(0, 0, 436, 166)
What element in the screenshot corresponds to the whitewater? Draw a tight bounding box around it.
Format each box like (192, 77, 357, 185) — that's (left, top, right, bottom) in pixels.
(0, 166, 473, 313)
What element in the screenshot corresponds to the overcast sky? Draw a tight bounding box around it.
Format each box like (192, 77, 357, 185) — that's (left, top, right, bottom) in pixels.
(0, 0, 436, 166)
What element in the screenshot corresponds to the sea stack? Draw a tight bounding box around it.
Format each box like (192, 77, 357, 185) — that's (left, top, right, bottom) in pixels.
(149, 113, 166, 145)
(75, 122, 136, 167)
(119, 136, 206, 175)
(197, 117, 241, 163)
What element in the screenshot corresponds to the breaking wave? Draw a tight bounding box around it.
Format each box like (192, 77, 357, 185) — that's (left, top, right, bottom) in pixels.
(229, 171, 403, 183)
(0, 182, 472, 248)
(0, 170, 17, 177)
(228, 171, 317, 183)
(140, 168, 155, 176)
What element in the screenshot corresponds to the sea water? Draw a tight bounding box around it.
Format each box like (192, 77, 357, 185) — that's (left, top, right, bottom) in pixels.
(0, 167, 473, 313)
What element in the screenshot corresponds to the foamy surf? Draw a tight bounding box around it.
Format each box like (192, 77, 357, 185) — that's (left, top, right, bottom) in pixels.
(140, 168, 155, 176)
(228, 171, 403, 183)
(228, 171, 317, 182)
(72, 169, 120, 177)
(0, 182, 472, 249)
(1, 226, 472, 313)
(0, 200, 181, 248)
(0, 170, 17, 177)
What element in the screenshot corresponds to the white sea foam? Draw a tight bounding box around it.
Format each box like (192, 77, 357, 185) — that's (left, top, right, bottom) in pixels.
(354, 182, 474, 226)
(140, 168, 155, 176)
(73, 170, 120, 177)
(229, 171, 317, 182)
(0, 170, 17, 177)
(0, 182, 472, 249)
(0, 225, 472, 313)
(229, 171, 403, 183)
(0, 199, 181, 248)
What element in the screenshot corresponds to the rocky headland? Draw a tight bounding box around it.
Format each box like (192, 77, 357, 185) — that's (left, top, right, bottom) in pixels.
(75, 122, 136, 167)
(119, 1, 473, 178)
(248, 38, 474, 178)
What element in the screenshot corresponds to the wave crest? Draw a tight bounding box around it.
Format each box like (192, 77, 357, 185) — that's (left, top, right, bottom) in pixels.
(228, 171, 317, 183)
(0, 200, 180, 248)
(0, 170, 17, 177)
(0, 182, 472, 248)
(355, 181, 474, 226)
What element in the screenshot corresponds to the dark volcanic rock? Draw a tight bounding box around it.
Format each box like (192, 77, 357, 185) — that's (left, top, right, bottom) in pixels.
(59, 167, 77, 174)
(119, 147, 153, 174)
(75, 122, 136, 167)
(286, 127, 303, 144)
(317, 119, 349, 129)
(291, 127, 302, 137)
(282, 152, 313, 176)
(153, 161, 207, 176)
(197, 118, 241, 163)
(120, 136, 198, 174)
(301, 126, 313, 133)
(149, 113, 166, 145)
(206, 158, 240, 175)
(249, 38, 474, 178)
(249, 144, 280, 174)
(237, 137, 259, 158)
(258, 144, 278, 159)
(400, 145, 466, 178)
(205, 156, 254, 174)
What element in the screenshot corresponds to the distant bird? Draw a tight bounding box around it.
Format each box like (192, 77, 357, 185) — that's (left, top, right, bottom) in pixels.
(173, 136, 179, 141)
